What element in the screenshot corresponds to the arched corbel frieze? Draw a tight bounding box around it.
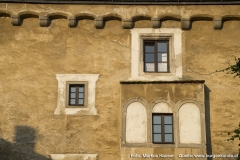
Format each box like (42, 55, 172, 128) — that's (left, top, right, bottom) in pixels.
(103, 13, 122, 21)
(39, 16, 50, 27)
(0, 10, 12, 17)
(47, 12, 69, 19)
(159, 14, 181, 21)
(132, 15, 152, 28)
(190, 14, 214, 21)
(122, 18, 133, 29)
(151, 17, 160, 28)
(68, 16, 76, 28)
(181, 18, 190, 30)
(11, 14, 21, 26)
(132, 15, 152, 21)
(102, 14, 122, 28)
(222, 15, 240, 21)
(213, 17, 222, 29)
(187, 14, 214, 30)
(75, 13, 96, 20)
(19, 11, 39, 18)
(94, 16, 104, 29)
(12, 11, 40, 26)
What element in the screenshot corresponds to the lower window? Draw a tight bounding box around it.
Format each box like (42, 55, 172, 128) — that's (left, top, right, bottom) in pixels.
(152, 114, 174, 144)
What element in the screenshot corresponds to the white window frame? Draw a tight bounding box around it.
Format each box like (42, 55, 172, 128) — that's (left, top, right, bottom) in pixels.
(55, 74, 99, 115)
(130, 28, 182, 81)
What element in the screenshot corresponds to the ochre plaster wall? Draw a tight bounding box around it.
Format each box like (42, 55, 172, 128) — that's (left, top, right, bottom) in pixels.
(0, 3, 239, 160)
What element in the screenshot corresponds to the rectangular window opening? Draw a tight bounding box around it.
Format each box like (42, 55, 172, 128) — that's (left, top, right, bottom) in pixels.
(152, 114, 174, 144)
(69, 84, 85, 106)
(144, 40, 169, 73)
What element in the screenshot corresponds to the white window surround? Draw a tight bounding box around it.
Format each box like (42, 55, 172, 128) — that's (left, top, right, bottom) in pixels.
(55, 74, 99, 115)
(50, 154, 98, 160)
(130, 28, 182, 81)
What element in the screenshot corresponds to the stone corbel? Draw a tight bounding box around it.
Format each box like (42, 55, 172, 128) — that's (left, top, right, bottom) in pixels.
(11, 14, 21, 26)
(68, 16, 76, 28)
(181, 18, 190, 30)
(94, 16, 104, 29)
(39, 16, 50, 27)
(122, 18, 133, 29)
(151, 17, 160, 28)
(213, 17, 222, 29)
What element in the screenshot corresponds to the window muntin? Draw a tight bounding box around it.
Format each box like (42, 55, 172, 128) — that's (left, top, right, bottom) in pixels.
(69, 84, 85, 106)
(152, 114, 174, 144)
(144, 41, 169, 73)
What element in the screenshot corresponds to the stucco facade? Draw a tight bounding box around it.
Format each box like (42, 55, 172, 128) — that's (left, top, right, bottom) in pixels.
(0, 2, 239, 160)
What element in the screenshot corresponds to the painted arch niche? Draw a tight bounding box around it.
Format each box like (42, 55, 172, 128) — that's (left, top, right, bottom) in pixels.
(152, 102, 173, 113)
(126, 102, 147, 143)
(179, 103, 201, 144)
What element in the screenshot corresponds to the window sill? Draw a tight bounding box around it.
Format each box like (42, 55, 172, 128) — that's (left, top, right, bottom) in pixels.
(121, 143, 176, 148)
(50, 154, 98, 160)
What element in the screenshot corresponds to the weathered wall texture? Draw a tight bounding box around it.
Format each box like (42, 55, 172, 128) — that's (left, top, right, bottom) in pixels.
(0, 2, 239, 160)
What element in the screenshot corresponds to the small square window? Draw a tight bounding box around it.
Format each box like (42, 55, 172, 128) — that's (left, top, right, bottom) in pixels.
(66, 82, 88, 108)
(69, 84, 85, 106)
(55, 74, 99, 115)
(152, 114, 174, 144)
(144, 41, 169, 73)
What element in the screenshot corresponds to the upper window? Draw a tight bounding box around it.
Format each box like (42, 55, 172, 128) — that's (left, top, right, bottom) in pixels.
(130, 28, 182, 80)
(152, 114, 174, 144)
(144, 41, 169, 73)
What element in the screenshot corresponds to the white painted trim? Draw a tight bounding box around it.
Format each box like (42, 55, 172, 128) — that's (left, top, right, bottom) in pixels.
(55, 74, 99, 115)
(50, 154, 98, 160)
(130, 28, 182, 81)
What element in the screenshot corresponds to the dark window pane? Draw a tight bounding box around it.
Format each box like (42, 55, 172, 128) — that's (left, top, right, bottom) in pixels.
(79, 93, 84, 98)
(145, 54, 155, 62)
(79, 86, 84, 92)
(153, 134, 161, 142)
(70, 93, 76, 98)
(158, 53, 167, 62)
(153, 115, 161, 124)
(70, 87, 76, 92)
(70, 99, 75, 105)
(145, 45, 154, 52)
(164, 116, 172, 124)
(165, 134, 173, 142)
(153, 125, 161, 133)
(78, 99, 84, 105)
(164, 125, 172, 133)
(157, 42, 167, 52)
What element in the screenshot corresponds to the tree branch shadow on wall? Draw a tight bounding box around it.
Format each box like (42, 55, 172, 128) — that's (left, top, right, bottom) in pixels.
(0, 126, 51, 160)
(205, 85, 212, 160)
